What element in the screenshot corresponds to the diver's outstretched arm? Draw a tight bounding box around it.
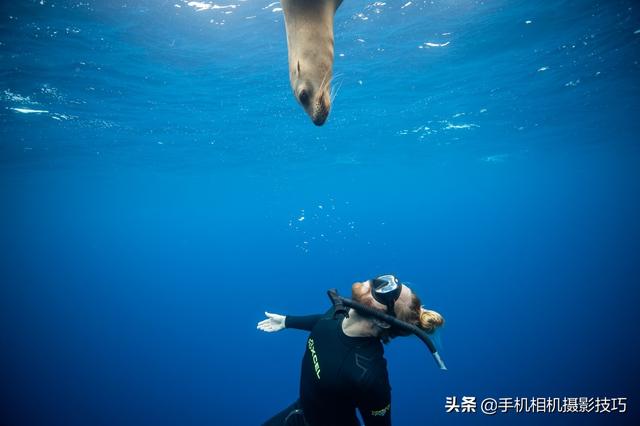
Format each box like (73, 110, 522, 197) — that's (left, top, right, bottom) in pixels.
(258, 311, 325, 332)
(257, 311, 286, 333)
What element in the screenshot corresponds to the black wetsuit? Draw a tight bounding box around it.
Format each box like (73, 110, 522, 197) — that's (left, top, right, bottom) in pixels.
(263, 309, 392, 426)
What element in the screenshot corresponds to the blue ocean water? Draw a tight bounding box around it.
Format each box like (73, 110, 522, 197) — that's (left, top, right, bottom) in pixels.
(1, 0, 639, 425)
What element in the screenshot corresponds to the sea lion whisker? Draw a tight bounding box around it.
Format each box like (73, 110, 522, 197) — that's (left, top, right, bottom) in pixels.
(329, 73, 344, 93)
(330, 79, 344, 104)
(319, 70, 331, 94)
(331, 73, 344, 83)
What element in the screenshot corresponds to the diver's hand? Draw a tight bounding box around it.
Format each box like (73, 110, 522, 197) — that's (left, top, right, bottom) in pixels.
(257, 311, 286, 332)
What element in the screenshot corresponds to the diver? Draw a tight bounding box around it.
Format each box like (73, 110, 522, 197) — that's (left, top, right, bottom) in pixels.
(257, 275, 445, 426)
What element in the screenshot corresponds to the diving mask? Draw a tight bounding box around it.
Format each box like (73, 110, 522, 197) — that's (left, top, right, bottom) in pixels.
(370, 274, 403, 317)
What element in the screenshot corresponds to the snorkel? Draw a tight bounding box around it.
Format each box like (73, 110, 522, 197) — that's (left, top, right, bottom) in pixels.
(327, 288, 448, 370)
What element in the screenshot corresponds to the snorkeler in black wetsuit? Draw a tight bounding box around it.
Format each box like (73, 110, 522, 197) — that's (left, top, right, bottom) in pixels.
(269, 309, 391, 426)
(258, 275, 446, 426)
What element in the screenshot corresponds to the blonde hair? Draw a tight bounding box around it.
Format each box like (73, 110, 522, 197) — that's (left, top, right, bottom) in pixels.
(386, 293, 444, 341)
(419, 307, 445, 334)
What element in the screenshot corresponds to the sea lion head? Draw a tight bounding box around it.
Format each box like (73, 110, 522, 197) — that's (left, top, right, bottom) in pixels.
(291, 60, 331, 126)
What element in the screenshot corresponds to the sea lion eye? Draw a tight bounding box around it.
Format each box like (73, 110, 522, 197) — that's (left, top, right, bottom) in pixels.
(299, 89, 309, 105)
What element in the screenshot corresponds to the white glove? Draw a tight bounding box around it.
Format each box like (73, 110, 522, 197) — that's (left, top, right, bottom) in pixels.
(257, 311, 286, 332)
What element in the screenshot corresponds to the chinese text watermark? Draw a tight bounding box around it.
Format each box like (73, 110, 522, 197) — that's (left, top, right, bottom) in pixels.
(445, 396, 627, 415)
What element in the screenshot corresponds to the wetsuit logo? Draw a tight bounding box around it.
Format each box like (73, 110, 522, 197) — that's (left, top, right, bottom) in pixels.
(307, 338, 321, 380)
(371, 404, 390, 416)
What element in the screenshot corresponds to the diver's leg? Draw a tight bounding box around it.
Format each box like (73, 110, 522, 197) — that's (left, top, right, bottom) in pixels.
(262, 400, 306, 426)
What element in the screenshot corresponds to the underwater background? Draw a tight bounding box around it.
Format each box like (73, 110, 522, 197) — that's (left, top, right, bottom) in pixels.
(1, 0, 638, 425)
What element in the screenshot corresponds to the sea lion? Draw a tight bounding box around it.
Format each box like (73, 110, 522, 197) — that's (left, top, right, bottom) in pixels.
(282, 0, 343, 126)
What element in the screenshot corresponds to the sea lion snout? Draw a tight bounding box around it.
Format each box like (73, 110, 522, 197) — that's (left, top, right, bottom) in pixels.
(312, 112, 328, 126)
(295, 83, 331, 126)
(312, 94, 330, 126)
